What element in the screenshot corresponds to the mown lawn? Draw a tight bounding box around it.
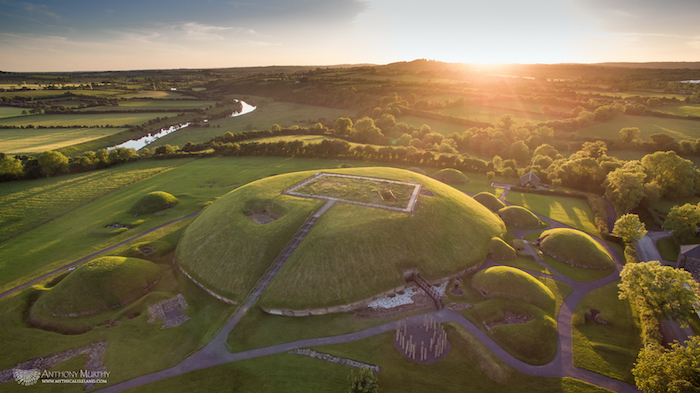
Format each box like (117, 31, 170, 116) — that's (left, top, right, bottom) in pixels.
(505, 192, 599, 237)
(572, 281, 642, 384)
(0, 127, 129, 154)
(132, 327, 611, 393)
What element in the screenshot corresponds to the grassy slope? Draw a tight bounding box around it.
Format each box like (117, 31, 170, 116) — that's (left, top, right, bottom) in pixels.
(652, 104, 700, 117)
(0, 157, 379, 294)
(472, 266, 556, 312)
(0, 262, 235, 389)
(0, 106, 27, 118)
(0, 159, 180, 241)
(176, 173, 323, 301)
(474, 192, 506, 211)
(572, 281, 642, 384)
(579, 114, 700, 141)
(498, 205, 543, 227)
(0, 127, 130, 154)
(34, 256, 161, 316)
(505, 192, 599, 237)
(539, 228, 615, 270)
(0, 112, 175, 127)
(132, 328, 611, 393)
(260, 168, 505, 309)
(431, 105, 550, 125)
(83, 100, 216, 111)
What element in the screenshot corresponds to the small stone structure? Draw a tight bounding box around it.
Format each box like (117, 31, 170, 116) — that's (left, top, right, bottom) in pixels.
(147, 294, 190, 329)
(484, 311, 531, 332)
(288, 349, 380, 373)
(677, 244, 700, 282)
(584, 308, 609, 325)
(394, 315, 450, 364)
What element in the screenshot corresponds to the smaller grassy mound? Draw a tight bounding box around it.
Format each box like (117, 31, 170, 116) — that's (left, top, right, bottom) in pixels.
(538, 228, 614, 270)
(488, 238, 516, 260)
(407, 167, 427, 175)
(33, 256, 161, 317)
(432, 168, 469, 184)
(497, 206, 541, 228)
(474, 192, 506, 212)
(123, 241, 174, 261)
(130, 191, 179, 215)
(472, 266, 555, 311)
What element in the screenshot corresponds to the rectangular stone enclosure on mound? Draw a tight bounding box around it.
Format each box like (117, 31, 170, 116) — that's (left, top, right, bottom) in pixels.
(283, 173, 422, 213)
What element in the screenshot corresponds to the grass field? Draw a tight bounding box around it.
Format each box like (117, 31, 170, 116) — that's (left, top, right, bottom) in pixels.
(572, 281, 642, 383)
(84, 100, 216, 111)
(656, 236, 679, 261)
(0, 160, 180, 241)
(430, 105, 550, 126)
(397, 115, 470, 136)
(149, 97, 353, 148)
(0, 112, 175, 128)
(0, 106, 26, 118)
(656, 104, 700, 117)
(505, 192, 599, 237)
(0, 259, 235, 390)
(138, 327, 611, 393)
(0, 127, 130, 154)
(579, 114, 700, 141)
(0, 157, 385, 295)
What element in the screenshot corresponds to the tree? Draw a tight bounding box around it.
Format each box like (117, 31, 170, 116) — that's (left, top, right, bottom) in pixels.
(580, 141, 608, 159)
(509, 140, 530, 164)
(619, 127, 641, 144)
(649, 133, 678, 151)
(533, 144, 561, 160)
(37, 150, 68, 177)
(0, 155, 23, 181)
(348, 367, 378, 393)
(334, 117, 353, 135)
(613, 214, 647, 243)
(664, 203, 700, 244)
(604, 161, 647, 214)
(619, 261, 700, 326)
(633, 336, 700, 393)
(641, 151, 699, 199)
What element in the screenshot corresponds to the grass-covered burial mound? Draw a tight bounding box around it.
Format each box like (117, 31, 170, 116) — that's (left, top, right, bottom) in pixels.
(33, 256, 161, 317)
(538, 228, 614, 270)
(474, 192, 506, 212)
(471, 266, 555, 312)
(488, 238, 516, 260)
(497, 206, 542, 228)
(177, 167, 506, 308)
(432, 168, 470, 184)
(130, 191, 180, 215)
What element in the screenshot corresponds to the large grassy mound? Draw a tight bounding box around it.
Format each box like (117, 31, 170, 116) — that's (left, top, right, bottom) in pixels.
(33, 256, 161, 317)
(474, 192, 506, 212)
(497, 206, 542, 227)
(538, 228, 614, 270)
(178, 167, 505, 307)
(130, 191, 180, 215)
(432, 168, 470, 184)
(471, 266, 555, 311)
(488, 238, 516, 260)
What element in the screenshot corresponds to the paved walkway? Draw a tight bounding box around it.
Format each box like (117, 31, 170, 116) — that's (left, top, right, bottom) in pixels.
(634, 231, 672, 264)
(0, 211, 201, 300)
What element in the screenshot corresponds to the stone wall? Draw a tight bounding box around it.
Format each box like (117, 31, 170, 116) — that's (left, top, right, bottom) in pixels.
(174, 260, 237, 305)
(288, 348, 380, 373)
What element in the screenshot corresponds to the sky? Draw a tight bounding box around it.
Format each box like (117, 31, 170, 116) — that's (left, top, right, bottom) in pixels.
(1, 0, 699, 71)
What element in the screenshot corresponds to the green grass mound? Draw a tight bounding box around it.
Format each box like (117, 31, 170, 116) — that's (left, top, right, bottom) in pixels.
(472, 266, 555, 311)
(538, 228, 614, 270)
(432, 168, 470, 184)
(124, 241, 174, 261)
(406, 167, 427, 175)
(130, 191, 180, 215)
(177, 167, 505, 308)
(488, 238, 516, 260)
(474, 192, 506, 212)
(33, 256, 161, 317)
(497, 206, 541, 228)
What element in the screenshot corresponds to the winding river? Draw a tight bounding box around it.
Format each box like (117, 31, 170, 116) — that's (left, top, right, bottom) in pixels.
(109, 100, 256, 151)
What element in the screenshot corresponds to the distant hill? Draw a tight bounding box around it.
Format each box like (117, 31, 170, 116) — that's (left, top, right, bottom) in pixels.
(595, 62, 700, 70)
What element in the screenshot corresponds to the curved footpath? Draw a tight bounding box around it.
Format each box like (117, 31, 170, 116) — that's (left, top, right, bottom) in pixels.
(0, 211, 200, 300)
(95, 200, 639, 393)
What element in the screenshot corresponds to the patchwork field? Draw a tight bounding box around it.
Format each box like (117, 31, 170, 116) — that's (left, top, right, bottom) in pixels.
(579, 114, 700, 141)
(0, 113, 175, 128)
(83, 100, 216, 111)
(0, 106, 26, 119)
(0, 127, 130, 154)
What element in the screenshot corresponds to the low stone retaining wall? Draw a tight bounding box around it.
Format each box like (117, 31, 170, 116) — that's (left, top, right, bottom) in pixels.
(539, 248, 612, 271)
(288, 348, 380, 373)
(261, 260, 485, 317)
(174, 260, 237, 305)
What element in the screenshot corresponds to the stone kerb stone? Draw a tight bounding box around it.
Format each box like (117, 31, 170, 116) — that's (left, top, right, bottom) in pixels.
(174, 260, 237, 305)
